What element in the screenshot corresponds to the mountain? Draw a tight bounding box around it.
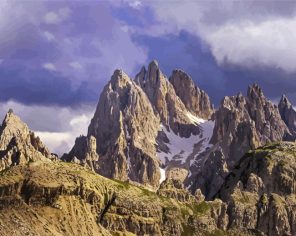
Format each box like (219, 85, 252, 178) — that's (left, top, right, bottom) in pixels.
(63, 61, 215, 188)
(64, 60, 294, 200)
(0, 109, 56, 171)
(0, 76, 296, 235)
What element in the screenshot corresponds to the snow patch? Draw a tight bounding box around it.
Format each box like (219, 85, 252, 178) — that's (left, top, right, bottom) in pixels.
(159, 168, 166, 184)
(186, 112, 206, 124)
(157, 113, 215, 166)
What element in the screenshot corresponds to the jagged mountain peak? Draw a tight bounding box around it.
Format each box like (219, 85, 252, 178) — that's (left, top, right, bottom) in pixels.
(148, 59, 159, 70)
(0, 109, 31, 149)
(279, 94, 292, 108)
(110, 69, 133, 89)
(247, 83, 264, 100)
(190, 84, 291, 199)
(278, 94, 296, 137)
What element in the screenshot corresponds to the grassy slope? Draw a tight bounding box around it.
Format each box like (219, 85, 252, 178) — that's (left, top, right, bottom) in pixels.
(0, 160, 232, 236)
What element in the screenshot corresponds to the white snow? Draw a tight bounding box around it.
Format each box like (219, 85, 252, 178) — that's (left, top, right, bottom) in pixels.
(157, 113, 215, 166)
(186, 112, 206, 124)
(159, 168, 166, 184)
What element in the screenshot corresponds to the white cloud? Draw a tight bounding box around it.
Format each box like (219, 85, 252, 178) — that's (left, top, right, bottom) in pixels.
(44, 7, 71, 24)
(42, 63, 56, 71)
(69, 61, 83, 70)
(43, 31, 55, 41)
(205, 18, 296, 72)
(0, 100, 94, 155)
(144, 1, 296, 72)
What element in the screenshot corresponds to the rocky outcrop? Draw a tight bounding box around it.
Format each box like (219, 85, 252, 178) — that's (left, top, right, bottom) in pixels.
(62, 135, 99, 171)
(278, 94, 296, 137)
(0, 110, 55, 171)
(216, 142, 296, 236)
(169, 69, 214, 119)
(187, 84, 291, 199)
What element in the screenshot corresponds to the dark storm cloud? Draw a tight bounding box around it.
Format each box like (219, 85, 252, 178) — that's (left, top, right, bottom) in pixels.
(0, 61, 98, 106)
(0, 1, 146, 106)
(2, 0, 296, 107)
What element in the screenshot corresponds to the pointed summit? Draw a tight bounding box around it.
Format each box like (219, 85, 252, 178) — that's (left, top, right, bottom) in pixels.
(279, 94, 292, 108)
(247, 83, 264, 100)
(0, 110, 54, 171)
(148, 59, 159, 72)
(278, 94, 296, 137)
(110, 69, 132, 89)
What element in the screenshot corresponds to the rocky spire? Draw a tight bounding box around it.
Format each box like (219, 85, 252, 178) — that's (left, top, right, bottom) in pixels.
(278, 94, 296, 137)
(0, 110, 55, 171)
(169, 69, 214, 119)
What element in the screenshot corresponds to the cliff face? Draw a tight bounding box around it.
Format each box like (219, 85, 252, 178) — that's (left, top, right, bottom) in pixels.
(0, 110, 55, 171)
(216, 142, 296, 236)
(169, 69, 214, 120)
(278, 94, 296, 137)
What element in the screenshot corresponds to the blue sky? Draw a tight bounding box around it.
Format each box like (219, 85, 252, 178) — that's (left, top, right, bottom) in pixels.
(1, 0, 296, 154)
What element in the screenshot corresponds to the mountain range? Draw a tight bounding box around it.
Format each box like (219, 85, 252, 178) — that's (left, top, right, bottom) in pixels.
(1, 60, 296, 235)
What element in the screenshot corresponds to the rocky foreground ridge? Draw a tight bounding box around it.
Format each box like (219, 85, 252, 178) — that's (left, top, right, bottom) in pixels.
(1, 137, 296, 235)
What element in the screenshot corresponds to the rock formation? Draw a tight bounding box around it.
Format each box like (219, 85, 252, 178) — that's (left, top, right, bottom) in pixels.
(1, 63, 296, 235)
(278, 94, 296, 137)
(0, 110, 55, 171)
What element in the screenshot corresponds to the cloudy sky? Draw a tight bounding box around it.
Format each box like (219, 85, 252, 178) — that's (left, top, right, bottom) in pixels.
(1, 0, 296, 154)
